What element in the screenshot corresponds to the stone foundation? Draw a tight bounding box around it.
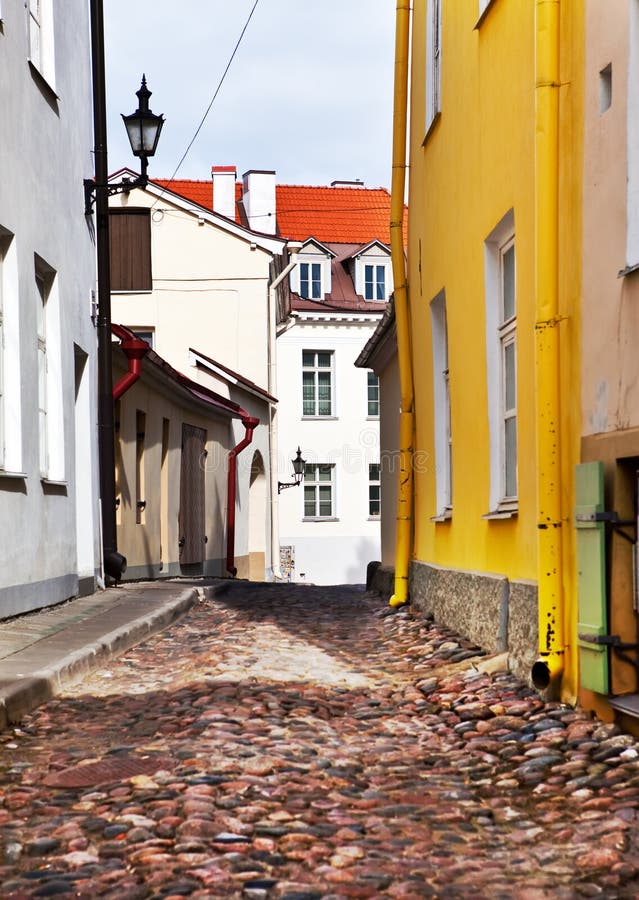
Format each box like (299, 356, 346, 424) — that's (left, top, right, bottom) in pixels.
(370, 559, 538, 684)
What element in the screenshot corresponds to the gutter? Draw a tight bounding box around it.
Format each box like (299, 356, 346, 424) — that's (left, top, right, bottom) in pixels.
(531, 0, 565, 691)
(389, 0, 414, 608)
(111, 324, 149, 400)
(226, 415, 260, 576)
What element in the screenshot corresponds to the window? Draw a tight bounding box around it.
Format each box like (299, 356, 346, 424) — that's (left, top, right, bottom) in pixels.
(28, 0, 55, 89)
(599, 64, 612, 114)
(426, 0, 442, 130)
(132, 329, 155, 348)
(109, 209, 152, 291)
(302, 350, 333, 417)
(364, 264, 386, 300)
(369, 463, 381, 517)
(484, 210, 517, 515)
(36, 272, 48, 476)
(299, 262, 322, 300)
(304, 463, 335, 518)
(500, 240, 517, 500)
(35, 255, 63, 481)
(367, 372, 380, 417)
(0, 230, 21, 474)
(431, 291, 452, 516)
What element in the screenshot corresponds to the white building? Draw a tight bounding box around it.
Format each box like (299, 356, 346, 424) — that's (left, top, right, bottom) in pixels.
(109, 171, 288, 580)
(0, 1, 100, 616)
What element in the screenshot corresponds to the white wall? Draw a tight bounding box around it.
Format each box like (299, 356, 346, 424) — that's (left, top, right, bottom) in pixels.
(0, 1, 100, 615)
(277, 315, 381, 585)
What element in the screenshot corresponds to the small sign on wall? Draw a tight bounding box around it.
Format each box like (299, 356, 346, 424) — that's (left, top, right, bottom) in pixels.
(280, 545, 295, 581)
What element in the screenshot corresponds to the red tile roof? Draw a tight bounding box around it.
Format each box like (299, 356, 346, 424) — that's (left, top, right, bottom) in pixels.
(152, 176, 406, 244)
(275, 184, 404, 245)
(153, 179, 243, 224)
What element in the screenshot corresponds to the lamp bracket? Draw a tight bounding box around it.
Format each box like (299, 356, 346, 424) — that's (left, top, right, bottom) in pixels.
(278, 479, 301, 494)
(84, 172, 148, 216)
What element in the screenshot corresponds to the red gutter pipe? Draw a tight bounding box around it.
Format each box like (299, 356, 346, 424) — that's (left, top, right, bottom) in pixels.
(111, 324, 149, 400)
(226, 414, 259, 576)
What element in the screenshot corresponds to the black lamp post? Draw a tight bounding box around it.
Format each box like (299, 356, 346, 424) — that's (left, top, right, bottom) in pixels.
(88, 1, 164, 583)
(85, 75, 164, 215)
(278, 448, 306, 493)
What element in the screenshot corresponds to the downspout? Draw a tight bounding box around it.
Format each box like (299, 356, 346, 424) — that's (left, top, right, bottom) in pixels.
(531, 0, 565, 690)
(389, 0, 414, 608)
(111, 325, 149, 400)
(268, 245, 301, 580)
(226, 414, 260, 576)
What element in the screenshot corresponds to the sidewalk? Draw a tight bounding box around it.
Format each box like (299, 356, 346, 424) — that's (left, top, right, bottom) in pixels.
(0, 579, 200, 730)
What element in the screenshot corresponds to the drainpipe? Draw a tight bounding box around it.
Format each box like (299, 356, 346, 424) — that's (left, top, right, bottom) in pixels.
(267, 244, 301, 580)
(111, 325, 149, 400)
(226, 415, 260, 576)
(531, 0, 564, 691)
(389, 0, 414, 608)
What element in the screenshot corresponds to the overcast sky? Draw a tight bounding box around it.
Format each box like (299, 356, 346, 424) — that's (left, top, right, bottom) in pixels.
(104, 0, 396, 190)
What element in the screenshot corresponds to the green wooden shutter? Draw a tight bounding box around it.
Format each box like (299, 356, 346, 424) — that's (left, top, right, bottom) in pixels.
(575, 461, 609, 694)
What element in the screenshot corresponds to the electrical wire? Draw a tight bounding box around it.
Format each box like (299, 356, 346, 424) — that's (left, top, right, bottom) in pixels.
(152, 0, 260, 207)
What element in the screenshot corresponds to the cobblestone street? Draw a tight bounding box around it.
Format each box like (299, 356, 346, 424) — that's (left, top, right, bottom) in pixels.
(2, 582, 639, 898)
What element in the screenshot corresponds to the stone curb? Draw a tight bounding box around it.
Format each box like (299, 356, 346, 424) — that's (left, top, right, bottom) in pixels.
(0, 587, 198, 731)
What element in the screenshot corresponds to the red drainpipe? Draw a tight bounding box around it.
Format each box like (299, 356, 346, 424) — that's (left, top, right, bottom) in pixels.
(226, 414, 259, 576)
(112, 324, 149, 400)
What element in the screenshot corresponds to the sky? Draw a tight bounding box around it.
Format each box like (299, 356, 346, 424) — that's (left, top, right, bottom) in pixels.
(104, 0, 396, 190)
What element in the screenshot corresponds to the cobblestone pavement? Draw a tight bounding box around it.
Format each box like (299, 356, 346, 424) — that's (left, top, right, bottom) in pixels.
(2, 582, 639, 898)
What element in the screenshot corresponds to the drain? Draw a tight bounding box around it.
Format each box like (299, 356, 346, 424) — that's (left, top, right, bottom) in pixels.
(43, 755, 175, 788)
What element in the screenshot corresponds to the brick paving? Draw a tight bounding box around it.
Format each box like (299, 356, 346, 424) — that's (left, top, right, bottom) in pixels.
(1, 581, 639, 897)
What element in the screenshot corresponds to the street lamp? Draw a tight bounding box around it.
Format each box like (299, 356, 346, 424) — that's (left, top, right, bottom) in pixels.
(278, 447, 306, 493)
(84, 75, 164, 215)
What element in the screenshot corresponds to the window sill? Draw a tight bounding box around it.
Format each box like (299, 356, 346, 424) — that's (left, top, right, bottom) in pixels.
(422, 111, 441, 147)
(111, 289, 153, 295)
(431, 510, 452, 523)
(482, 506, 518, 520)
(474, 0, 498, 30)
(302, 415, 338, 421)
(368, 516, 381, 522)
(366, 415, 380, 421)
(0, 470, 27, 480)
(618, 262, 639, 278)
(303, 517, 339, 522)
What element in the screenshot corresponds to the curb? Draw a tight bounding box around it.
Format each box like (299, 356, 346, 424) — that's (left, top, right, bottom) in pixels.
(0, 587, 198, 730)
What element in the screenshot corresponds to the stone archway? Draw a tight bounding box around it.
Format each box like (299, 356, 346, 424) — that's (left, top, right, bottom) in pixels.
(248, 450, 266, 581)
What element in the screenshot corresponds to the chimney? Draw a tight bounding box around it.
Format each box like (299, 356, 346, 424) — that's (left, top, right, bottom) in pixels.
(212, 166, 237, 220)
(242, 170, 276, 234)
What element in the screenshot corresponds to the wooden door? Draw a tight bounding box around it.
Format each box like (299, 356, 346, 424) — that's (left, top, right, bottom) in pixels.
(179, 424, 206, 566)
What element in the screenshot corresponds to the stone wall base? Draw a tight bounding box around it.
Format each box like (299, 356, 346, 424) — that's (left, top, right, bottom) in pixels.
(370, 559, 538, 684)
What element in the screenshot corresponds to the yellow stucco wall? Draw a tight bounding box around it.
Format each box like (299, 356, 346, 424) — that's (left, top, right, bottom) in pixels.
(407, 0, 583, 696)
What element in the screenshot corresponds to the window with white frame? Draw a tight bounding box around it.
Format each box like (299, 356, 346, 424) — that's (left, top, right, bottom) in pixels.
(299, 262, 322, 300)
(367, 372, 380, 417)
(364, 264, 386, 301)
(302, 350, 333, 417)
(369, 463, 381, 518)
(426, 0, 442, 130)
(484, 210, 517, 514)
(0, 230, 21, 474)
(304, 463, 335, 518)
(35, 256, 63, 481)
(28, 0, 56, 89)
(431, 290, 452, 516)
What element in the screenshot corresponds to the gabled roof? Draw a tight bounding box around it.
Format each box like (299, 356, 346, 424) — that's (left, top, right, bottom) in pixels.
(275, 184, 406, 245)
(189, 348, 277, 404)
(153, 178, 244, 225)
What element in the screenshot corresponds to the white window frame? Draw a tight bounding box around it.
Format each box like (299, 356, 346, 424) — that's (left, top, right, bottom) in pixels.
(364, 264, 387, 301)
(0, 230, 22, 475)
(302, 350, 334, 418)
(303, 463, 336, 520)
(430, 290, 452, 518)
(27, 0, 56, 91)
(426, 0, 442, 131)
(368, 462, 381, 519)
(367, 371, 380, 418)
(484, 211, 517, 515)
(299, 261, 322, 300)
(35, 256, 64, 482)
(290, 245, 332, 300)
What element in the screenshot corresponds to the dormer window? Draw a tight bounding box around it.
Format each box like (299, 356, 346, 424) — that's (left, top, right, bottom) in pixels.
(364, 264, 386, 301)
(300, 262, 322, 300)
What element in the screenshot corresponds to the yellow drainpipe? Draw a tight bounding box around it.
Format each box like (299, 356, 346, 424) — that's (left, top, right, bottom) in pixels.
(389, 0, 414, 608)
(531, 0, 565, 690)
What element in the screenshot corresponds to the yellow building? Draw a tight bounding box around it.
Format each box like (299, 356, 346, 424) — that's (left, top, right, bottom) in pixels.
(391, 0, 584, 701)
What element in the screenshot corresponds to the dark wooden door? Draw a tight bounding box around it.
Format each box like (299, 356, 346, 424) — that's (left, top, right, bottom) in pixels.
(179, 424, 206, 566)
